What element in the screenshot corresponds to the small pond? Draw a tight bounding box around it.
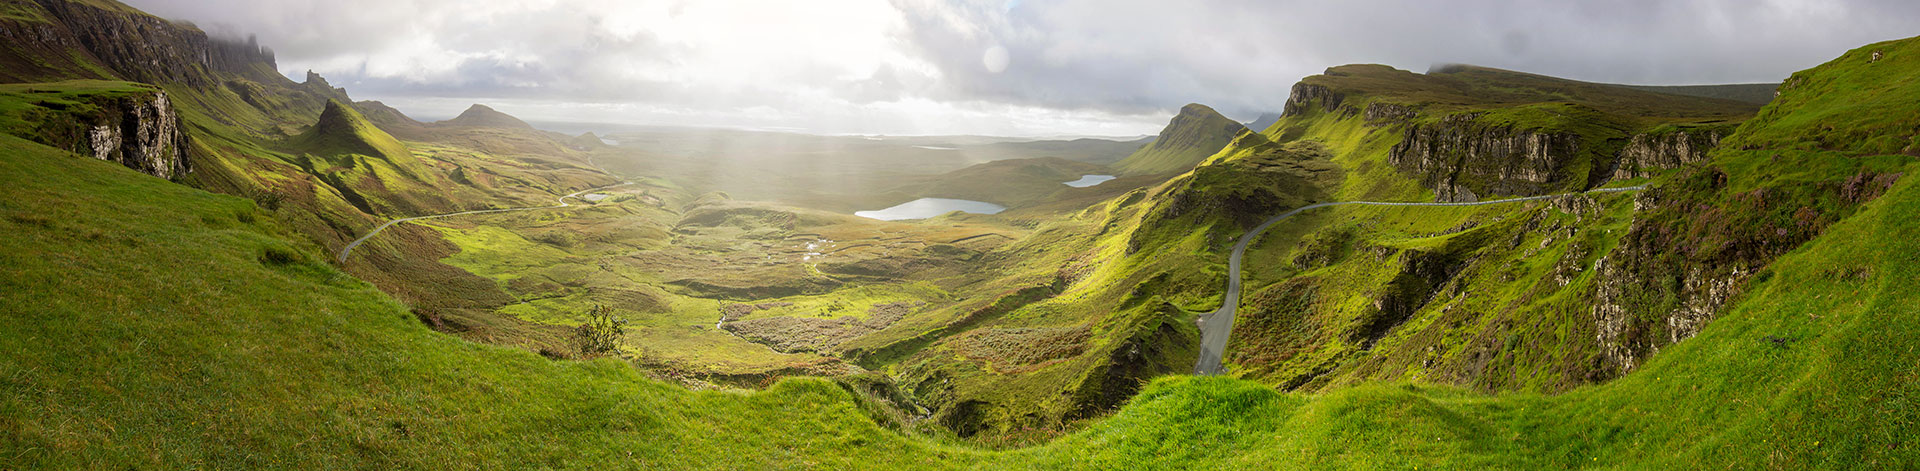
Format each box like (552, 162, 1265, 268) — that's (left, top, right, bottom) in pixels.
(1063, 174, 1116, 187)
(855, 198, 1006, 221)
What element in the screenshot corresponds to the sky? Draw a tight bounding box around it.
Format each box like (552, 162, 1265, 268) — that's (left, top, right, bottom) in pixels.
(124, 0, 1920, 137)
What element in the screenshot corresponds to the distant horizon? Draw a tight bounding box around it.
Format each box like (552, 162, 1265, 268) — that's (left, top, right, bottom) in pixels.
(125, 0, 1920, 136)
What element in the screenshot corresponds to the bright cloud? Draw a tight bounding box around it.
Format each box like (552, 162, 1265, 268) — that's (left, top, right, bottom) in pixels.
(123, 0, 1920, 136)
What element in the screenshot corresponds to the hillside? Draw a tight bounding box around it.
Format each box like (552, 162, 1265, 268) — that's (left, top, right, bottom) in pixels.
(1615, 82, 1778, 105)
(1112, 103, 1249, 175)
(901, 157, 1114, 207)
(4, 0, 1920, 467)
(2, 34, 1917, 468)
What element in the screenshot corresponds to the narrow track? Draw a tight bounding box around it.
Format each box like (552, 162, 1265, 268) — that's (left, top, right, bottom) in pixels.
(336, 182, 631, 263)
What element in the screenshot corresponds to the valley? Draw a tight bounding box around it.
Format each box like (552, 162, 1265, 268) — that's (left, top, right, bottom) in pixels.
(2, 0, 1918, 468)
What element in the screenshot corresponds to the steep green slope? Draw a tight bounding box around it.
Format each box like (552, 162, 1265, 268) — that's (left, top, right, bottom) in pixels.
(0, 134, 951, 468)
(281, 100, 456, 216)
(1220, 40, 1910, 398)
(1113, 103, 1248, 176)
(859, 116, 1341, 445)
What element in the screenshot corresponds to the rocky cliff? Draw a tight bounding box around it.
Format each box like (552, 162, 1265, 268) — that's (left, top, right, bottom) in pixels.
(1280, 83, 1347, 117)
(83, 90, 190, 180)
(1587, 166, 1903, 374)
(4, 0, 279, 86)
(3, 85, 192, 180)
(1610, 128, 1727, 179)
(1386, 113, 1584, 202)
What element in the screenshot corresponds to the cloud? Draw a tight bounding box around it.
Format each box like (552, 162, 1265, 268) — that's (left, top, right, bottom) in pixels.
(121, 0, 1920, 135)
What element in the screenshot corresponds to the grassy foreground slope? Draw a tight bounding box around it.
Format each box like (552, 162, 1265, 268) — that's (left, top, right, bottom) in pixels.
(0, 134, 955, 468)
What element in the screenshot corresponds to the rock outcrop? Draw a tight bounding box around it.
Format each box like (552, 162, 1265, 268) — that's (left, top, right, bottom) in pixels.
(1281, 83, 1346, 117)
(14, 89, 196, 181)
(1387, 113, 1582, 202)
(1610, 129, 1725, 179)
(66, 90, 191, 180)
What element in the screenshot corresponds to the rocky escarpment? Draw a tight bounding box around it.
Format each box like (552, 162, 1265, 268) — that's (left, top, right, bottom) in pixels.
(1387, 113, 1583, 202)
(9, 87, 193, 180)
(1588, 168, 1903, 374)
(1281, 83, 1346, 117)
(7, 0, 278, 86)
(1610, 128, 1727, 179)
(84, 91, 190, 179)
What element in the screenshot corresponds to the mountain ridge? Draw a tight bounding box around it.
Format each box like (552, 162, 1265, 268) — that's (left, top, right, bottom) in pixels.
(1112, 103, 1249, 176)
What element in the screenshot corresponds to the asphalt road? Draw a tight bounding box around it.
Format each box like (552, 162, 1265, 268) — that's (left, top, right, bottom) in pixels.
(335, 182, 632, 263)
(1192, 186, 1647, 375)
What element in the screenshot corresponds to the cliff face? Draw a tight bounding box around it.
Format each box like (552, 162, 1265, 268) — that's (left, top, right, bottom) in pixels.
(10, 0, 278, 87)
(1586, 167, 1902, 374)
(1387, 113, 1582, 202)
(83, 90, 190, 180)
(4, 86, 193, 180)
(1281, 83, 1345, 117)
(1611, 129, 1725, 179)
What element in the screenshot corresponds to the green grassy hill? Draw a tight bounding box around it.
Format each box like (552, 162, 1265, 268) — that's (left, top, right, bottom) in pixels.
(4, 36, 1917, 469)
(1113, 103, 1249, 176)
(902, 157, 1114, 207)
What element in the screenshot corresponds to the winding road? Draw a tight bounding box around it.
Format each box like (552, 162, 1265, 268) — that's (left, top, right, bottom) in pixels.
(1192, 186, 1646, 375)
(336, 182, 632, 263)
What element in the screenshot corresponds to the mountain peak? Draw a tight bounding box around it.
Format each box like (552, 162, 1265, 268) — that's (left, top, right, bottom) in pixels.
(440, 104, 533, 129)
(1112, 103, 1247, 176)
(353, 100, 423, 129)
(298, 100, 409, 162)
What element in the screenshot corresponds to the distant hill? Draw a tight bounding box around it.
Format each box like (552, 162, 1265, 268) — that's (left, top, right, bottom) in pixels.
(296, 100, 414, 165)
(1615, 83, 1778, 105)
(353, 100, 426, 131)
(1113, 103, 1248, 176)
(1244, 112, 1283, 133)
(904, 157, 1110, 207)
(567, 132, 608, 150)
(439, 104, 534, 129)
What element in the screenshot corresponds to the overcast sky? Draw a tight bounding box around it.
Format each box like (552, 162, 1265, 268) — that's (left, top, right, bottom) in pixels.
(124, 0, 1920, 137)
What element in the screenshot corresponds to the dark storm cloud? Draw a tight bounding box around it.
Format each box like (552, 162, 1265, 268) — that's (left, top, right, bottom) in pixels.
(118, 0, 1920, 134)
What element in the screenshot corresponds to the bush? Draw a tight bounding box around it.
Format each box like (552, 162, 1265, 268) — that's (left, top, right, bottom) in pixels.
(574, 305, 626, 357)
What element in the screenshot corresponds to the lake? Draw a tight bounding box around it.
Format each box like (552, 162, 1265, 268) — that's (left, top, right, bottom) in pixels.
(855, 198, 1006, 220)
(1063, 174, 1116, 187)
